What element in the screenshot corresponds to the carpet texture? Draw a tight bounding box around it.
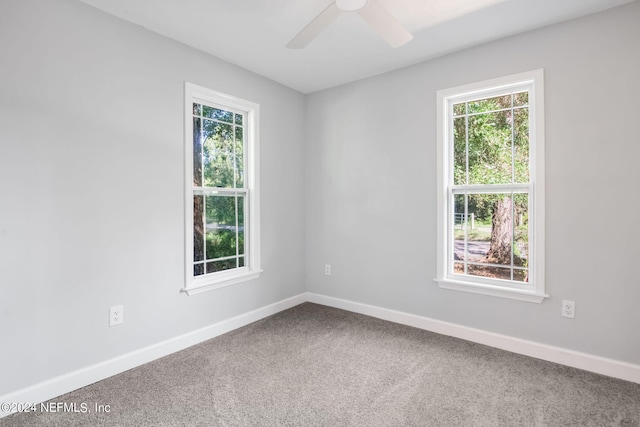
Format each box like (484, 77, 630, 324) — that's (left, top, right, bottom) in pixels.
(3, 303, 640, 426)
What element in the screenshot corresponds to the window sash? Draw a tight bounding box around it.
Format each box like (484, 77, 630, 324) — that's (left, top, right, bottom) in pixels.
(192, 191, 248, 275)
(446, 189, 532, 289)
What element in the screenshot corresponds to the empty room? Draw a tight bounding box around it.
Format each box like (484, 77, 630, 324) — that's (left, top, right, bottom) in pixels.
(1, 0, 639, 425)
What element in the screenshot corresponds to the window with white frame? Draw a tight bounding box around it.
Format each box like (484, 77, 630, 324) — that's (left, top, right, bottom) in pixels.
(183, 83, 261, 295)
(436, 70, 546, 303)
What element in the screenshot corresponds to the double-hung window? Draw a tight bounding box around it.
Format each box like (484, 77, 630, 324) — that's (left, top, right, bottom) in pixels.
(183, 83, 261, 295)
(436, 70, 546, 302)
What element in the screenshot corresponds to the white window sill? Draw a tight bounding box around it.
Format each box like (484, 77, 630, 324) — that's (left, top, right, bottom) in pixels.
(182, 269, 262, 296)
(435, 278, 548, 303)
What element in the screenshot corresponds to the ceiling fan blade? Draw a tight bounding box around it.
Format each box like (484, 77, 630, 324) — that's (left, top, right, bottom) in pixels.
(357, 0, 413, 48)
(287, 3, 342, 49)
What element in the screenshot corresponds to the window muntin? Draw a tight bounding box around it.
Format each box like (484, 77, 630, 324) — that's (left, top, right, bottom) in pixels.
(184, 83, 261, 294)
(436, 70, 545, 303)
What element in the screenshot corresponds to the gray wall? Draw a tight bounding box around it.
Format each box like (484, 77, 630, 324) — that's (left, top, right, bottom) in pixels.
(305, 1, 640, 365)
(0, 0, 306, 394)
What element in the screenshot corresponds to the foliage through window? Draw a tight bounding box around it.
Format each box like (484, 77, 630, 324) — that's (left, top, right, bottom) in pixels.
(184, 83, 261, 294)
(436, 70, 546, 302)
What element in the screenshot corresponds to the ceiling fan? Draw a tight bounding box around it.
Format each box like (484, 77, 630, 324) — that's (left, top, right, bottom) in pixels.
(287, 0, 413, 49)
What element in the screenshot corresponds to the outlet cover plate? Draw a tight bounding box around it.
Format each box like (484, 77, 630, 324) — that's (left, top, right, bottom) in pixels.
(324, 264, 331, 276)
(561, 300, 575, 318)
(110, 305, 124, 326)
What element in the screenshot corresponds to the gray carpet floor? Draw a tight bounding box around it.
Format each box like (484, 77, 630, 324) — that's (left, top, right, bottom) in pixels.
(3, 303, 640, 426)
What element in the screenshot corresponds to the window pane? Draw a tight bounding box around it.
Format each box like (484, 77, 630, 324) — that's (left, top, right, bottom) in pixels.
(237, 195, 245, 256)
(205, 195, 238, 260)
(453, 102, 465, 117)
(453, 193, 467, 263)
(513, 91, 529, 107)
(206, 259, 237, 274)
(235, 126, 244, 188)
(202, 106, 233, 123)
(453, 261, 465, 275)
(513, 107, 530, 183)
(484, 194, 513, 268)
(193, 195, 204, 262)
(513, 193, 529, 282)
(467, 111, 513, 185)
(453, 117, 466, 185)
(203, 120, 235, 188)
(206, 229, 236, 261)
(193, 103, 202, 116)
(466, 194, 491, 258)
(234, 113, 243, 126)
(453, 193, 528, 283)
(193, 117, 203, 187)
(467, 265, 527, 282)
(467, 264, 512, 281)
(467, 94, 511, 114)
(457, 193, 492, 267)
(194, 263, 205, 276)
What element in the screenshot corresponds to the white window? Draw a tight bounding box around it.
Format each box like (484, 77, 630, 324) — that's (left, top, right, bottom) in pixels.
(183, 83, 261, 295)
(436, 70, 546, 303)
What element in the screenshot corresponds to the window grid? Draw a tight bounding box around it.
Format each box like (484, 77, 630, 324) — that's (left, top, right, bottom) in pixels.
(192, 103, 247, 277)
(448, 89, 531, 287)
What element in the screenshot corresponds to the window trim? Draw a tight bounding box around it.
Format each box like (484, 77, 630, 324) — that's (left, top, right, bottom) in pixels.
(435, 70, 547, 303)
(182, 82, 261, 295)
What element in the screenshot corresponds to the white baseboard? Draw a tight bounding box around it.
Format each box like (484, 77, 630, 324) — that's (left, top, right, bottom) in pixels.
(305, 292, 640, 385)
(0, 293, 306, 419)
(3, 291, 638, 420)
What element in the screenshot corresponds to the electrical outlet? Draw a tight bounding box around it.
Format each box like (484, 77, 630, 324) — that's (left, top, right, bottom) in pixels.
(110, 305, 124, 326)
(324, 264, 331, 276)
(561, 300, 575, 318)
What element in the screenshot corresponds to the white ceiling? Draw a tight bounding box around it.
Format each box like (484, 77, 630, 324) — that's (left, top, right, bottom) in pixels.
(77, 0, 634, 94)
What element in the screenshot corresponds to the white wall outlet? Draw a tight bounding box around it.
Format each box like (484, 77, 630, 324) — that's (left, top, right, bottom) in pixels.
(324, 264, 331, 276)
(561, 300, 575, 318)
(109, 305, 124, 326)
